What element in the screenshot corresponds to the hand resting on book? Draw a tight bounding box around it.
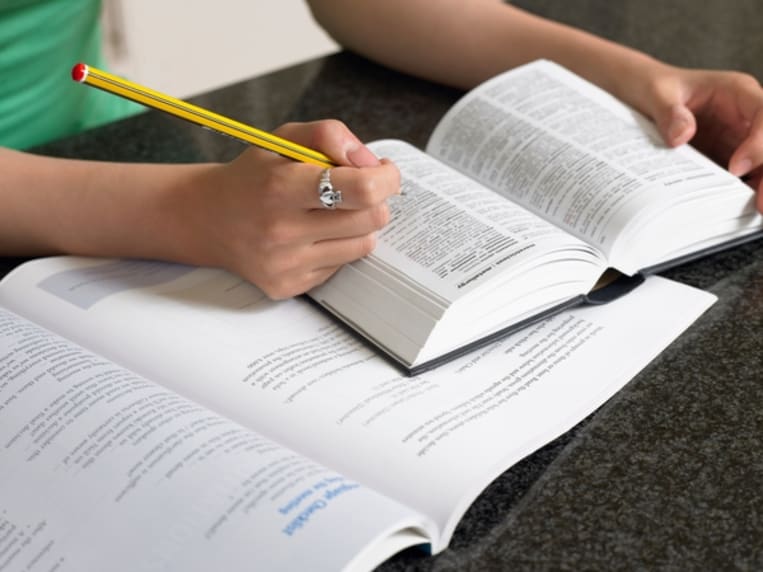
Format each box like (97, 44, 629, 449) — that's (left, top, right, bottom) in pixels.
(626, 65, 763, 211)
(0, 120, 401, 299)
(179, 120, 401, 299)
(308, 0, 763, 212)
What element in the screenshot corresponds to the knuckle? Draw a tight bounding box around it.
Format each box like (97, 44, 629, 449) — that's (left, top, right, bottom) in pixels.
(356, 233, 377, 258)
(352, 166, 400, 205)
(313, 119, 348, 147)
(320, 118, 348, 135)
(645, 73, 675, 100)
(368, 203, 390, 230)
(256, 260, 303, 300)
(352, 175, 380, 205)
(385, 162, 402, 188)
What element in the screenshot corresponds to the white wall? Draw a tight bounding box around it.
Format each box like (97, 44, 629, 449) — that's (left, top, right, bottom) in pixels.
(102, 0, 339, 98)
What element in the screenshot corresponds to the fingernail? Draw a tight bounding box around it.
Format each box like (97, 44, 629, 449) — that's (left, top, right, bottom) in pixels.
(730, 158, 752, 177)
(347, 144, 380, 167)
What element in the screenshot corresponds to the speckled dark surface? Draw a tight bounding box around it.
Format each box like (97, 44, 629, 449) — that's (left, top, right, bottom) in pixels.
(2, 1, 762, 569)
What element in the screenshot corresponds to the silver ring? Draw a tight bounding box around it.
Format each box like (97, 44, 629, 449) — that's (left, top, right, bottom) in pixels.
(318, 168, 342, 209)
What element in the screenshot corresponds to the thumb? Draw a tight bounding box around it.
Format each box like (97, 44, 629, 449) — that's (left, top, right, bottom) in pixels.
(652, 102, 697, 148)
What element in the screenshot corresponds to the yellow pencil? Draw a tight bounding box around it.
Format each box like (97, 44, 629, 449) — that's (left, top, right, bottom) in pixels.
(71, 63, 335, 168)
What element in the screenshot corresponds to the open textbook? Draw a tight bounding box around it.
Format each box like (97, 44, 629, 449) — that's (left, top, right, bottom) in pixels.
(308, 60, 762, 374)
(0, 256, 715, 571)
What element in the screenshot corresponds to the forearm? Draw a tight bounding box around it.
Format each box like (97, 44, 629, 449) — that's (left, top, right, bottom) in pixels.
(0, 119, 405, 298)
(308, 0, 666, 112)
(0, 147, 213, 264)
(309, 0, 763, 208)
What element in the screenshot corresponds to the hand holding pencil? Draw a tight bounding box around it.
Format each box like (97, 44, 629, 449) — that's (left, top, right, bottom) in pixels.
(69, 63, 400, 299)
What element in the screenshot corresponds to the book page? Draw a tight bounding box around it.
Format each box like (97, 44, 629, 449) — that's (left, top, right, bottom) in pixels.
(0, 258, 715, 552)
(0, 302, 432, 571)
(363, 139, 605, 301)
(310, 139, 608, 365)
(426, 60, 761, 273)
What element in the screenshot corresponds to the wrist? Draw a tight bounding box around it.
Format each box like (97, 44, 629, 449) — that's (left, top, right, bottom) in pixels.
(141, 162, 225, 269)
(49, 160, 220, 267)
(604, 51, 674, 116)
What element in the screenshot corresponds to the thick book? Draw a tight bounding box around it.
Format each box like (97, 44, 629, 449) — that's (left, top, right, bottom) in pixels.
(307, 60, 763, 374)
(0, 255, 714, 571)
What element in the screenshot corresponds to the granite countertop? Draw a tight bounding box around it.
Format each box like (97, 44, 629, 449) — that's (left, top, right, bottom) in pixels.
(3, 1, 762, 569)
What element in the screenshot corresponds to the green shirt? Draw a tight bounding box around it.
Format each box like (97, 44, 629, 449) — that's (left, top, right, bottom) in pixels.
(0, 0, 139, 149)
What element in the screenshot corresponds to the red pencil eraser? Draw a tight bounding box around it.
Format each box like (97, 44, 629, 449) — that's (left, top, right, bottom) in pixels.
(71, 63, 88, 83)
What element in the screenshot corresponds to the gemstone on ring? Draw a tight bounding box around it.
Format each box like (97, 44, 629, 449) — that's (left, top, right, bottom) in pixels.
(318, 169, 342, 209)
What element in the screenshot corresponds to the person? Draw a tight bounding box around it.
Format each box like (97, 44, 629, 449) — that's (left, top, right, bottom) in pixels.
(3, 1, 762, 300)
(307, 0, 763, 212)
(0, 0, 400, 300)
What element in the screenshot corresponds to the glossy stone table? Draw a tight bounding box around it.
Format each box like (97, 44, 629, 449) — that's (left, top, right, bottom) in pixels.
(2, 2, 761, 569)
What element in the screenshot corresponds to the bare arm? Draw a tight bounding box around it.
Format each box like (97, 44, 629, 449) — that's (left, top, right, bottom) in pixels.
(307, 0, 763, 209)
(0, 121, 400, 298)
(308, 1, 653, 99)
(0, 146, 201, 258)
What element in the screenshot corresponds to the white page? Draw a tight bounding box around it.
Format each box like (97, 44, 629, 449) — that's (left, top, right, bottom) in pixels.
(0, 257, 715, 550)
(364, 139, 605, 301)
(426, 60, 759, 272)
(0, 303, 432, 572)
(309, 139, 608, 366)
